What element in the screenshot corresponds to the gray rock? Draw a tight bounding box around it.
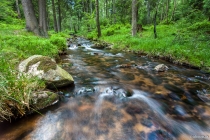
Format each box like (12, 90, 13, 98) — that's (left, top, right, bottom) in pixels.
(31, 91, 59, 110)
(154, 64, 169, 72)
(18, 55, 74, 89)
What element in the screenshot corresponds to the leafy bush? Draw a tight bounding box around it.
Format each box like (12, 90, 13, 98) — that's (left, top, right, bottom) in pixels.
(187, 20, 210, 31)
(105, 29, 115, 36)
(50, 35, 67, 51)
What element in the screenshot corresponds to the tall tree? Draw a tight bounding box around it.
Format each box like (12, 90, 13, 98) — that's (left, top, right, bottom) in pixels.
(132, 0, 137, 36)
(147, 0, 151, 24)
(38, 0, 48, 37)
(95, 0, 101, 37)
(16, 0, 21, 18)
(166, 0, 170, 23)
(57, 0, 62, 32)
(52, 0, 58, 32)
(21, 0, 41, 36)
(171, 0, 177, 21)
(154, 0, 160, 38)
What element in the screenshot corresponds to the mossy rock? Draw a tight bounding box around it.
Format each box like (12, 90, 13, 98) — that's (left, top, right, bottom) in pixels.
(26, 56, 57, 72)
(31, 91, 59, 110)
(19, 55, 74, 89)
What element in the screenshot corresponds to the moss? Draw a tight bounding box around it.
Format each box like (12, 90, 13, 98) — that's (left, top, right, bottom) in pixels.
(32, 91, 58, 110)
(26, 56, 57, 72)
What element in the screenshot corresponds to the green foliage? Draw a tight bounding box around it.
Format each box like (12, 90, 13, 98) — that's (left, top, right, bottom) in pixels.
(203, 0, 210, 17)
(187, 20, 210, 31)
(50, 34, 67, 51)
(0, 1, 17, 23)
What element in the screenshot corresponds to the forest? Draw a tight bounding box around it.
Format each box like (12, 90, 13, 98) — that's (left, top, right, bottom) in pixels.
(0, 0, 210, 136)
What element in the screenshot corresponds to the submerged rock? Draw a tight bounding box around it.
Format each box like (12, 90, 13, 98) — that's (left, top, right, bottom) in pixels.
(154, 64, 169, 72)
(197, 93, 210, 105)
(148, 130, 174, 140)
(31, 91, 59, 110)
(18, 55, 74, 89)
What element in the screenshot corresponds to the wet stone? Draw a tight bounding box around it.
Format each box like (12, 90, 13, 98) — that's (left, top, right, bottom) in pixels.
(173, 105, 187, 116)
(150, 76, 163, 85)
(152, 94, 166, 100)
(137, 131, 146, 140)
(64, 93, 71, 98)
(126, 105, 144, 115)
(122, 73, 135, 81)
(148, 130, 174, 140)
(164, 84, 185, 94)
(141, 118, 153, 127)
(123, 121, 135, 136)
(168, 93, 181, 101)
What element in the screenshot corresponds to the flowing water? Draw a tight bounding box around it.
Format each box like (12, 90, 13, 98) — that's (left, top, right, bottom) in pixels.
(0, 37, 210, 140)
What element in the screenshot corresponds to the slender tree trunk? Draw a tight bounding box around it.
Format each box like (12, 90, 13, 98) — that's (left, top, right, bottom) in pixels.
(132, 0, 137, 36)
(16, 0, 21, 18)
(95, 0, 101, 38)
(113, 0, 116, 23)
(171, 0, 177, 21)
(21, 0, 41, 36)
(154, 1, 160, 39)
(90, 0, 93, 14)
(147, 0, 150, 24)
(166, 0, 170, 23)
(154, 10, 157, 39)
(161, 6, 164, 20)
(52, 0, 58, 32)
(105, 0, 108, 18)
(39, 0, 48, 37)
(57, 0, 62, 32)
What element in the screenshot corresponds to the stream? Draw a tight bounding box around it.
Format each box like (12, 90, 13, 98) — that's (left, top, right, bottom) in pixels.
(0, 37, 210, 140)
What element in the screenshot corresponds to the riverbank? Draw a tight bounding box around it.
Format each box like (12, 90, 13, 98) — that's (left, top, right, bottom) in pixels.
(78, 20, 210, 73)
(0, 22, 69, 121)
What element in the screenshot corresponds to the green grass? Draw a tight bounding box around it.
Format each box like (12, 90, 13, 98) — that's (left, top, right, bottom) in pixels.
(80, 21, 210, 71)
(0, 22, 69, 121)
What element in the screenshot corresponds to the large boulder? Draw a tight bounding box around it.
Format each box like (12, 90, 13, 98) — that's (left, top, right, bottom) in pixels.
(154, 64, 169, 72)
(18, 55, 74, 89)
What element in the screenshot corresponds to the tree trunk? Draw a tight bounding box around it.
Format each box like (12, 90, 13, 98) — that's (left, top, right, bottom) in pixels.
(38, 0, 48, 37)
(154, 10, 157, 39)
(52, 0, 58, 32)
(105, 0, 108, 18)
(21, 0, 41, 36)
(166, 0, 170, 23)
(154, 1, 160, 39)
(132, 0, 137, 36)
(113, 0, 116, 24)
(171, 0, 177, 21)
(96, 0, 101, 38)
(147, 0, 150, 24)
(57, 0, 62, 32)
(90, 0, 93, 14)
(16, 0, 21, 18)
